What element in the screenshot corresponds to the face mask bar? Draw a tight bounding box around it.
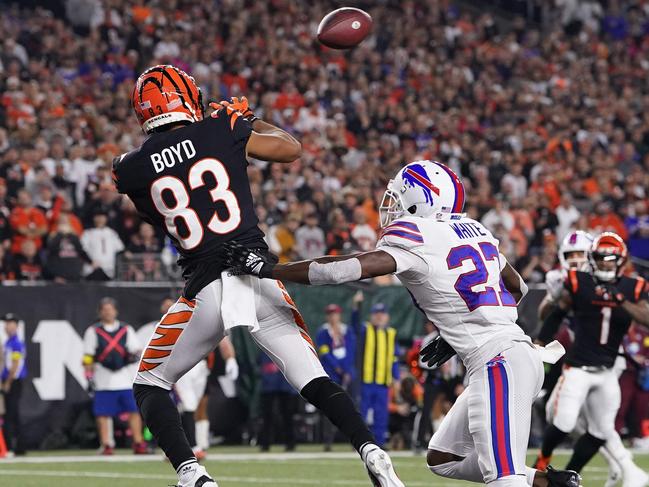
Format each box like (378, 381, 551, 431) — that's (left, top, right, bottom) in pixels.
(379, 188, 404, 228)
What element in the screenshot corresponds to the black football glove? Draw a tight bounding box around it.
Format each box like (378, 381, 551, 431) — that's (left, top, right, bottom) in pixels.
(419, 334, 457, 369)
(223, 241, 276, 278)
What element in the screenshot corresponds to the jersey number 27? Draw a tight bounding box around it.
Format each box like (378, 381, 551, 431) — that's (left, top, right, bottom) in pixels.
(150, 158, 241, 250)
(447, 242, 517, 311)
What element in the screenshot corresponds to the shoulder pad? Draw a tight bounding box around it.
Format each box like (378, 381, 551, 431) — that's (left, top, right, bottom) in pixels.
(378, 218, 425, 249)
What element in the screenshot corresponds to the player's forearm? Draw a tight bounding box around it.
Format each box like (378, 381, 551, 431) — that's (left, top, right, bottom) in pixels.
(536, 305, 568, 345)
(272, 257, 363, 285)
(252, 119, 301, 147)
(621, 301, 649, 326)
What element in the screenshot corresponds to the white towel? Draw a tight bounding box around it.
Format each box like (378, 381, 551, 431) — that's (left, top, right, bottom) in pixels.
(534, 340, 566, 364)
(220, 270, 259, 333)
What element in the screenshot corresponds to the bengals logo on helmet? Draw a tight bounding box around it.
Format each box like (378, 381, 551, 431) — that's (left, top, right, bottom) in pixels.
(131, 65, 204, 134)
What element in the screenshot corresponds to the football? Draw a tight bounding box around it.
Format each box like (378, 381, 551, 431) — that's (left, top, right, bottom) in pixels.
(316, 7, 372, 49)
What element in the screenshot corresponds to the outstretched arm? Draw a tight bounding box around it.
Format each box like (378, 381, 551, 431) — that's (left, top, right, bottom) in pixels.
(246, 119, 302, 163)
(223, 243, 398, 285)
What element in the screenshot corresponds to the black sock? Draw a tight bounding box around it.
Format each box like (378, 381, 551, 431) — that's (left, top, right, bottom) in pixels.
(134, 383, 195, 470)
(541, 424, 569, 458)
(565, 433, 606, 472)
(300, 377, 374, 453)
(181, 412, 197, 449)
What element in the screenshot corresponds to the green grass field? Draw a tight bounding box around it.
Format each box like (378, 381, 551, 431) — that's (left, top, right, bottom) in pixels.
(0, 445, 646, 487)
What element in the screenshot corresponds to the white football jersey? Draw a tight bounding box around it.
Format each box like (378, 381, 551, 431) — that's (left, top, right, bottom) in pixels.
(377, 215, 528, 372)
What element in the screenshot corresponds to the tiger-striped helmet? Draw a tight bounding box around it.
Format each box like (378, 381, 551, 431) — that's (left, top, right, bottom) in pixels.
(131, 65, 204, 134)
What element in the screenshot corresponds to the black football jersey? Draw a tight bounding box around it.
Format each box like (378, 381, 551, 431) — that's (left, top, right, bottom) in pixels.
(113, 111, 267, 291)
(564, 270, 648, 368)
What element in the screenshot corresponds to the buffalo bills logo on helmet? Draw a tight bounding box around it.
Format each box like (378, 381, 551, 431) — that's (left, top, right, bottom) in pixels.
(568, 232, 578, 245)
(402, 163, 440, 206)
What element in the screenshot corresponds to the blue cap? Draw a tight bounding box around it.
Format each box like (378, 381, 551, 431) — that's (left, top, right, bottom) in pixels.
(370, 303, 388, 314)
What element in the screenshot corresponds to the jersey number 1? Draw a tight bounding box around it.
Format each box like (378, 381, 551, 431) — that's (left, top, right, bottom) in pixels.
(150, 158, 241, 250)
(447, 243, 517, 311)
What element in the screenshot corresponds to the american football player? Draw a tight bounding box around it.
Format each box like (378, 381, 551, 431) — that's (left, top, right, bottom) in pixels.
(115, 65, 402, 487)
(535, 233, 649, 485)
(223, 160, 581, 487)
(537, 232, 648, 487)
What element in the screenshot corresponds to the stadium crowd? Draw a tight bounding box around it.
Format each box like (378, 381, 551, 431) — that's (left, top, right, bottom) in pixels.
(0, 0, 648, 283)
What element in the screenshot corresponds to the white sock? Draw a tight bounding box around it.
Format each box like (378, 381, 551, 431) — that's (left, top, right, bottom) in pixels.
(196, 420, 210, 451)
(525, 467, 537, 486)
(177, 460, 199, 483)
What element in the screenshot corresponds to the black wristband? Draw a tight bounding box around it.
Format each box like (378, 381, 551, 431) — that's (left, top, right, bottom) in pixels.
(259, 263, 275, 279)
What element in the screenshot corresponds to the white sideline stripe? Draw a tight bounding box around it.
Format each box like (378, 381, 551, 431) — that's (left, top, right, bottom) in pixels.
(0, 469, 448, 486)
(1, 449, 646, 465)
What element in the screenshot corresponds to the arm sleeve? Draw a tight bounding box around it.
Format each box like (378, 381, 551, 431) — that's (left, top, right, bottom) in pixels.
(83, 327, 97, 356)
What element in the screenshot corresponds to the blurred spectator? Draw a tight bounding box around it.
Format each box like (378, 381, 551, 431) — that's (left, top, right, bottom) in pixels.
(481, 197, 514, 235)
(1, 313, 26, 455)
(267, 214, 300, 263)
(257, 352, 298, 452)
(589, 201, 629, 241)
(9, 239, 44, 281)
(294, 213, 326, 259)
(45, 221, 93, 282)
(351, 292, 400, 447)
(625, 201, 649, 261)
(617, 324, 649, 450)
(350, 207, 377, 251)
(316, 303, 357, 451)
(82, 298, 146, 455)
(9, 189, 47, 254)
(81, 211, 124, 280)
(555, 194, 581, 242)
(388, 375, 422, 451)
(0, 245, 12, 280)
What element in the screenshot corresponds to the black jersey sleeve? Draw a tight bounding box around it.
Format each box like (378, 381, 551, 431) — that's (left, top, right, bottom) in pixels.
(112, 154, 125, 194)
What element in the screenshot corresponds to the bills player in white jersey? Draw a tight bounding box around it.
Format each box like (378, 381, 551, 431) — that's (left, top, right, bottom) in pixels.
(536, 233, 649, 487)
(224, 160, 580, 487)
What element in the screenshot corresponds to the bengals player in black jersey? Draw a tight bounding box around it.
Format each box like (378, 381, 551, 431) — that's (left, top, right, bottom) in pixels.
(534, 232, 649, 484)
(115, 65, 403, 487)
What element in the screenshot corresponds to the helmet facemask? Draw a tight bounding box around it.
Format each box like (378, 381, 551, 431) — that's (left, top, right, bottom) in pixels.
(561, 250, 588, 271)
(379, 181, 405, 228)
(589, 252, 623, 282)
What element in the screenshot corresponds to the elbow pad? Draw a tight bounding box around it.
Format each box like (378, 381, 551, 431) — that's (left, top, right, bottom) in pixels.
(307, 258, 362, 285)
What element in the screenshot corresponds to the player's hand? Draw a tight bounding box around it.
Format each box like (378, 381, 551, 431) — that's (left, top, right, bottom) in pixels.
(420, 334, 456, 369)
(352, 290, 364, 308)
(224, 357, 239, 381)
(222, 241, 275, 279)
(210, 96, 257, 122)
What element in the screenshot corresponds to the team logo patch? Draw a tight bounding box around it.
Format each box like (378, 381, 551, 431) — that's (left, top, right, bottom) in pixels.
(403, 163, 440, 205)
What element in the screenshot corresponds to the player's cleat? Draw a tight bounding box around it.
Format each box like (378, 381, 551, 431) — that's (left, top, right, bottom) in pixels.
(361, 444, 405, 487)
(176, 463, 217, 487)
(604, 461, 623, 487)
(534, 453, 552, 471)
(546, 465, 582, 487)
(621, 463, 649, 487)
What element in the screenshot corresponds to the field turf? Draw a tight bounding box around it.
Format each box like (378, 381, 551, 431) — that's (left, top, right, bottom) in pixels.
(0, 445, 646, 486)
